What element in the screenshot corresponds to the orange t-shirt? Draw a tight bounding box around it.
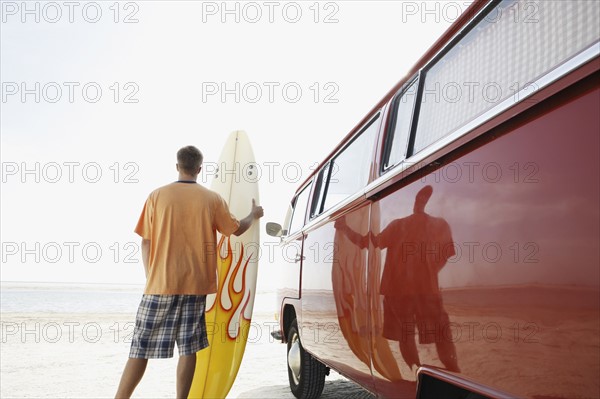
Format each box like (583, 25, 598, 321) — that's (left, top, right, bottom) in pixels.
(134, 181, 240, 295)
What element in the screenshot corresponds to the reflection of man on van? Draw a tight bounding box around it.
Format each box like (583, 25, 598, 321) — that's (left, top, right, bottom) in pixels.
(333, 211, 403, 382)
(376, 185, 459, 372)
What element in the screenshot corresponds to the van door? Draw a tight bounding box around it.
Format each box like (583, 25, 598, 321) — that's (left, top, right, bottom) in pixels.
(300, 115, 381, 391)
(367, 77, 422, 398)
(280, 181, 314, 306)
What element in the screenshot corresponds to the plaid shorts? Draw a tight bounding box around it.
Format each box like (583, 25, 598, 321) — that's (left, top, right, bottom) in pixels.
(129, 295, 209, 359)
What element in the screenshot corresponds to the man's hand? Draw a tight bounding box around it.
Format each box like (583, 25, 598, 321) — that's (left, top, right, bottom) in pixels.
(234, 199, 264, 236)
(250, 198, 264, 220)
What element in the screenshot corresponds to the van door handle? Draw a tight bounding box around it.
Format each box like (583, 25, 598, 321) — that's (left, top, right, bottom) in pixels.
(294, 255, 305, 263)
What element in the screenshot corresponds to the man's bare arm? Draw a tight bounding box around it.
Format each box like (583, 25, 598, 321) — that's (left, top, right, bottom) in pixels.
(233, 199, 264, 236)
(141, 239, 151, 277)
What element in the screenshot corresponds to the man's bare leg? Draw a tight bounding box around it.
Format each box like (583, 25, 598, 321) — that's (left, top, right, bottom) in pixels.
(115, 358, 148, 399)
(177, 354, 197, 399)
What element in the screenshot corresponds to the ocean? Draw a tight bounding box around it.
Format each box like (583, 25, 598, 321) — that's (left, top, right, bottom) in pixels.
(1, 282, 144, 314)
(0, 282, 278, 315)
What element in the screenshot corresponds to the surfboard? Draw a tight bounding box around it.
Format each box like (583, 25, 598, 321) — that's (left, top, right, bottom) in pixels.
(189, 130, 261, 399)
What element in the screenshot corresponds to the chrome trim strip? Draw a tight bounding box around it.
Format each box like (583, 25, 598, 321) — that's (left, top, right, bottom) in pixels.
(364, 43, 599, 196)
(302, 189, 365, 232)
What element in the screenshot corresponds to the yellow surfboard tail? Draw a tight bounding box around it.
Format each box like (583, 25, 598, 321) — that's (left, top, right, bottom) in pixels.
(190, 237, 255, 398)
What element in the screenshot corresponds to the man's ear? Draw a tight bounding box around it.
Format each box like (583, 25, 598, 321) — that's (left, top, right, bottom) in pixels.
(176, 163, 180, 171)
(197, 166, 202, 174)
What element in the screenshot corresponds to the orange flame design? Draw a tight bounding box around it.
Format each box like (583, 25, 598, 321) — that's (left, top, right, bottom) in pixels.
(206, 235, 253, 340)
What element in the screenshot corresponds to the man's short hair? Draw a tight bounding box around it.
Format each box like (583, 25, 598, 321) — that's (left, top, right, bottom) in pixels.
(177, 146, 203, 174)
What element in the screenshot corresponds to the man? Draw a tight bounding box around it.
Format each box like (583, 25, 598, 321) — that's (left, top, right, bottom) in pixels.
(115, 145, 264, 399)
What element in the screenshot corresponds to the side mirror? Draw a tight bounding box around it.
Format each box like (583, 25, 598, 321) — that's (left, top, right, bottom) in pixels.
(266, 222, 284, 237)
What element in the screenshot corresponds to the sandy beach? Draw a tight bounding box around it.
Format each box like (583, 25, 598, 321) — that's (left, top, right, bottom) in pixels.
(0, 303, 373, 398)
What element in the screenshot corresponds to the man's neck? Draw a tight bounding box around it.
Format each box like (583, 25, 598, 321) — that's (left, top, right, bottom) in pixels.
(177, 173, 197, 182)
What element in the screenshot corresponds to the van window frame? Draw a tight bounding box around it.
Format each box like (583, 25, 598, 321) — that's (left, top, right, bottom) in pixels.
(382, 75, 421, 173)
(378, 0, 600, 180)
(368, 0, 599, 196)
(309, 162, 332, 220)
(287, 180, 313, 236)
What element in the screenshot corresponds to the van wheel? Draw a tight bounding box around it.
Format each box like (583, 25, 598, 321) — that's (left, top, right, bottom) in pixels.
(287, 319, 326, 399)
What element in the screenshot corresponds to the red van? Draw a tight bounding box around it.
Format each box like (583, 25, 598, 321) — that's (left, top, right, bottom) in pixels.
(267, 0, 600, 398)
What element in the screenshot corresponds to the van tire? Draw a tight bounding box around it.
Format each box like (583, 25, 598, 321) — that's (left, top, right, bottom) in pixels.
(287, 318, 327, 399)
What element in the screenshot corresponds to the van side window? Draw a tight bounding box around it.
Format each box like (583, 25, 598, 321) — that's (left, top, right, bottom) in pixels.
(383, 78, 419, 170)
(288, 182, 313, 235)
(322, 114, 380, 212)
(412, 0, 599, 155)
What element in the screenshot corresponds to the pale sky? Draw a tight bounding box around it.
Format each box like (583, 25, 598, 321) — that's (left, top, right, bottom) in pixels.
(1, 1, 470, 288)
